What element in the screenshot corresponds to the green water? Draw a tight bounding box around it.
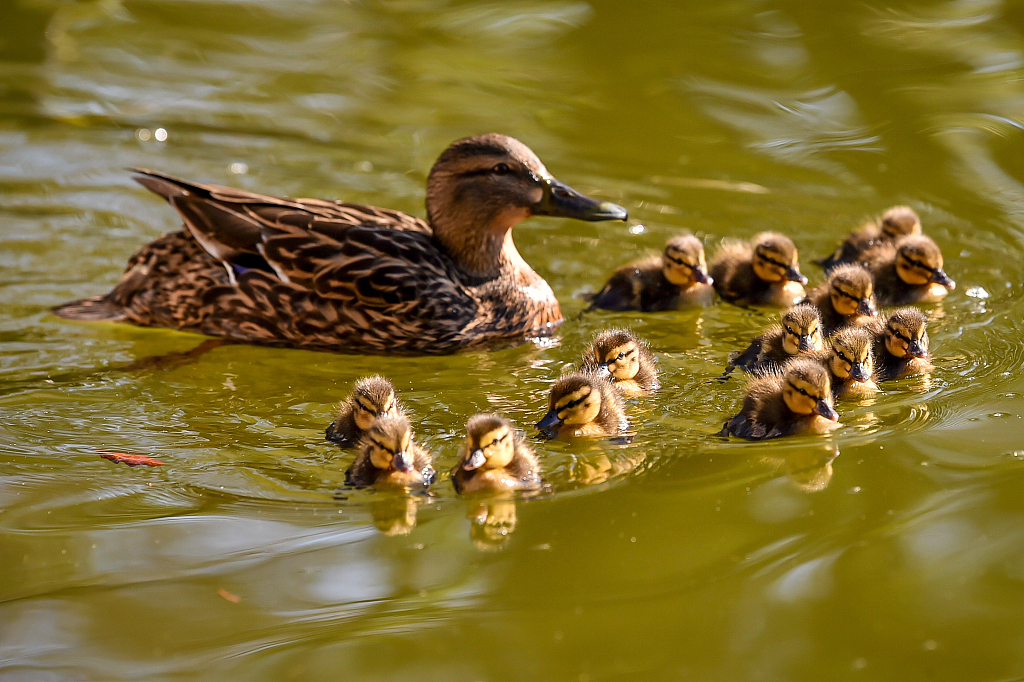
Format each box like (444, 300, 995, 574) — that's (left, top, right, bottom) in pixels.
(3, 0, 1024, 679)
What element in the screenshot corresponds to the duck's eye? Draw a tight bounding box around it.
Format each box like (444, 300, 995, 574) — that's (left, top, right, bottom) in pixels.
(492, 163, 510, 175)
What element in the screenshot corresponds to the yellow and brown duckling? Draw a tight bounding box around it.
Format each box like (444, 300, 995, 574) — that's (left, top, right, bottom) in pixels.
(811, 326, 878, 399)
(326, 375, 402, 446)
(345, 414, 436, 489)
(864, 235, 955, 306)
(801, 263, 878, 334)
(868, 307, 932, 381)
(536, 371, 627, 440)
(817, 205, 922, 272)
(451, 414, 543, 494)
(710, 232, 808, 307)
(579, 328, 659, 397)
(54, 134, 627, 355)
(585, 235, 714, 311)
(721, 358, 840, 440)
(725, 303, 824, 377)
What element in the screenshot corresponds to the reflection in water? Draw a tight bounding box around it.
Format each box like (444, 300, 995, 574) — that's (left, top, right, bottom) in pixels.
(467, 498, 518, 552)
(763, 446, 839, 493)
(568, 450, 646, 486)
(370, 495, 421, 537)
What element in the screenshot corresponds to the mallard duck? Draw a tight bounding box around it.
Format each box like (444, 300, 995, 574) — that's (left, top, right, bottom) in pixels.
(863, 235, 955, 306)
(721, 358, 840, 440)
(817, 205, 921, 272)
(53, 134, 627, 355)
(579, 328, 659, 397)
(326, 375, 402, 446)
(536, 371, 627, 440)
(709, 232, 808, 307)
(724, 303, 824, 377)
(814, 326, 878, 398)
(868, 307, 932, 381)
(345, 414, 436, 489)
(801, 263, 878, 334)
(451, 414, 543, 494)
(585, 235, 714, 311)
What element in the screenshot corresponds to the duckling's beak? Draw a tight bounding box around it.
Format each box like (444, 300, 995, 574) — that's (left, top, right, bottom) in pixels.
(536, 409, 563, 431)
(392, 450, 412, 473)
(533, 178, 628, 222)
(785, 266, 808, 285)
(931, 269, 955, 289)
(463, 448, 487, 471)
(798, 335, 815, 352)
(857, 298, 877, 316)
(693, 267, 713, 285)
(815, 400, 839, 421)
(595, 362, 612, 378)
(850, 363, 869, 382)
(907, 339, 927, 358)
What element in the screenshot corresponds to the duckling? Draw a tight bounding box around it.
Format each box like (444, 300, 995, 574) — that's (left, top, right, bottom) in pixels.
(721, 358, 840, 440)
(709, 232, 808, 307)
(816, 326, 878, 398)
(800, 263, 878, 334)
(536, 372, 627, 440)
(864, 235, 955, 306)
(579, 328, 659, 397)
(868, 307, 932, 381)
(817, 205, 922, 272)
(725, 303, 824, 377)
(345, 415, 436, 489)
(585, 235, 714, 311)
(451, 414, 543, 494)
(326, 375, 402, 446)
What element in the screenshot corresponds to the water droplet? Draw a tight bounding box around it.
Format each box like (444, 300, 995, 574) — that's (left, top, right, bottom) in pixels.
(136, 128, 151, 141)
(229, 162, 248, 175)
(154, 128, 168, 142)
(628, 223, 645, 235)
(355, 160, 373, 172)
(966, 286, 989, 299)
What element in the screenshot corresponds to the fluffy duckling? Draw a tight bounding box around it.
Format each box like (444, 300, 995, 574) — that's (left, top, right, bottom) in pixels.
(801, 263, 878, 334)
(326, 375, 402, 446)
(865, 235, 955, 306)
(579, 328, 659, 397)
(586, 235, 714, 311)
(721, 358, 840, 440)
(869, 307, 933, 381)
(725, 303, 824, 376)
(710, 232, 808, 307)
(816, 326, 878, 398)
(536, 372, 627, 440)
(451, 414, 543, 494)
(345, 415, 436, 489)
(818, 206, 922, 272)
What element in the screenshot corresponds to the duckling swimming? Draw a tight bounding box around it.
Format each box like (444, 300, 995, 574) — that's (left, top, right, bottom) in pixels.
(326, 375, 402, 446)
(721, 358, 840, 440)
(579, 328, 659, 397)
(817, 205, 922, 272)
(536, 372, 627, 440)
(869, 307, 932, 381)
(801, 263, 878, 334)
(451, 414, 543, 494)
(710, 232, 808, 307)
(345, 415, 436, 489)
(725, 303, 824, 377)
(816, 326, 878, 399)
(585, 235, 714, 311)
(864, 235, 955, 306)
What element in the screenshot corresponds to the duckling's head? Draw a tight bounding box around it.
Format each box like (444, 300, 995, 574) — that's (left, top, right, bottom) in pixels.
(752, 232, 807, 285)
(536, 373, 606, 433)
(828, 327, 874, 382)
(461, 414, 516, 472)
(364, 415, 416, 473)
(780, 303, 824, 355)
(827, 264, 878, 317)
(348, 375, 399, 431)
(781, 359, 838, 420)
(894, 235, 955, 289)
(663, 235, 712, 286)
(586, 328, 648, 381)
(879, 206, 922, 240)
(884, 307, 930, 359)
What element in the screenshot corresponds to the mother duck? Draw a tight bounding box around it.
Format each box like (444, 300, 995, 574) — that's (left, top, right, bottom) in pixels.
(54, 134, 627, 354)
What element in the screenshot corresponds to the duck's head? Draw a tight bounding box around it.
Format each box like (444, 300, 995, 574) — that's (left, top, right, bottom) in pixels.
(879, 205, 922, 240)
(536, 373, 607, 435)
(461, 414, 516, 472)
(752, 232, 807, 285)
(782, 359, 838, 420)
(425, 134, 627, 277)
(364, 415, 416, 473)
(884, 307, 930, 359)
(586, 328, 650, 382)
(828, 327, 874, 382)
(828, 264, 878, 317)
(780, 303, 824, 355)
(348, 375, 399, 431)
(894, 235, 955, 289)
(663, 235, 712, 286)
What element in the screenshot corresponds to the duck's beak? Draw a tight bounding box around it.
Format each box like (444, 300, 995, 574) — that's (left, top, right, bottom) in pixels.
(463, 448, 486, 471)
(392, 450, 412, 473)
(931, 269, 955, 289)
(535, 409, 563, 432)
(595, 362, 612, 378)
(534, 178, 627, 222)
(785, 266, 808, 285)
(850, 363, 869, 382)
(692, 267, 713, 285)
(907, 339, 927, 358)
(815, 400, 839, 421)
(798, 335, 815, 352)
(857, 297, 877, 316)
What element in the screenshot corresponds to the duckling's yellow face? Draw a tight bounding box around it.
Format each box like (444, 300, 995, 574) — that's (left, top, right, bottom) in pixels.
(895, 238, 952, 288)
(828, 335, 873, 382)
(780, 311, 823, 356)
(885, 318, 929, 359)
(463, 424, 515, 472)
(782, 370, 834, 418)
(663, 241, 710, 287)
(829, 274, 876, 318)
(353, 390, 396, 431)
(368, 426, 412, 472)
(551, 385, 602, 426)
(753, 237, 806, 285)
(598, 341, 640, 381)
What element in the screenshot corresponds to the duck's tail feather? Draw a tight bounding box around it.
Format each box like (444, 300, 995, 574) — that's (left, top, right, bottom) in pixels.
(52, 295, 126, 322)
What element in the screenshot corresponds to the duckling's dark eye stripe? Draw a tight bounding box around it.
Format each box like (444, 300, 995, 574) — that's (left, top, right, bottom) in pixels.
(559, 396, 588, 412)
(665, 255, 694, 269)
(889, 327, 915, 345)
(486, 433, 510, 448)
(759, 255, 789, 269)
(836, 351, 852, 365)
(373, 441, 395, 455)
(791, 385, 813, 399)
(903, 255, 935, 273)
(832, 288, 860, 302)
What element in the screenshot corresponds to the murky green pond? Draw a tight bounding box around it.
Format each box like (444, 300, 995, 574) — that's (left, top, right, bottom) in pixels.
(4, 0, 1024, 679)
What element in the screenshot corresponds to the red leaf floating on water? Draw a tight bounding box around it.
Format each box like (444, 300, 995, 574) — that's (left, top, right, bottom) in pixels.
(217, 588, 241, 603)
(97, 450, 164, 467)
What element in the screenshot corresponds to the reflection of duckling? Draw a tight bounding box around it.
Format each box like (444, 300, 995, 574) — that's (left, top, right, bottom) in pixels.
(586, 235, 714, 311)
(536, 372, 627, 439)
(801, 264, 878, 334)
(818, 206, 921, 272)
(868, 307, 933, 381)
(345, 415, 436, 489)
(326, 375, 402, 446)
(864, 235, 955, 306)
(451, 414, 543, 493)
(814, 326, 878, 399)
(721, 358, 840, 440)
(725, 303, 823, 376)
(780, 447, 839, 492)
(370, 497, 420, 536)
(468, 500, 518, 551)
(710, 232, 808, 307)
(579, 328, 659, 397)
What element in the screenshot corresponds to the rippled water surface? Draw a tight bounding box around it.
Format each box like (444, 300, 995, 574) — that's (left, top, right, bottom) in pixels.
(4, 0, 1024, 679)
